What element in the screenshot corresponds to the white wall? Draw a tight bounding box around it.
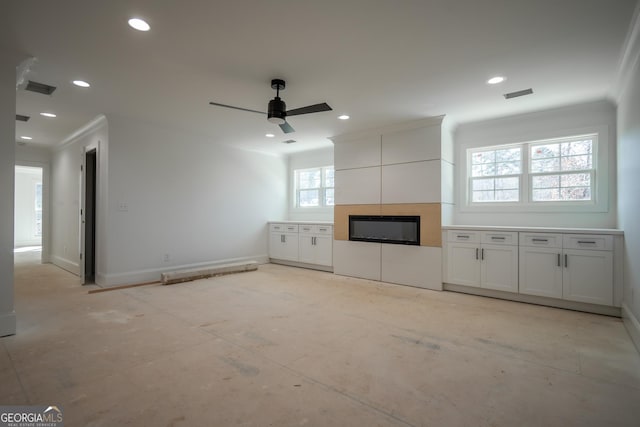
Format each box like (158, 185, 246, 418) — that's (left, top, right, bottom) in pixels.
(616, 14, 640, 350)
(102, 115, 287, 285)
(14, 166, 42, 247)
(287, 147, 334, 222)
(0, 52, 17, 336)
(453, 100, 617, 228)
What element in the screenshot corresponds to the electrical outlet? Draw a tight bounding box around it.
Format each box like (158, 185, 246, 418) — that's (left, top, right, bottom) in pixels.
(118, 201, 128, 212)
(163, 253, 170, 263)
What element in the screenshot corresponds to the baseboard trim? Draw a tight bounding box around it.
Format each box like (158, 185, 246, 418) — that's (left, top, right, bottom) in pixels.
(51, 255, 80, 276)
(443, 283, 622, 317)
(269, 259, 333, 273)
(0, 312, 16, 337)
(622, 303, 640, 354)
(99, 255, 269, 287)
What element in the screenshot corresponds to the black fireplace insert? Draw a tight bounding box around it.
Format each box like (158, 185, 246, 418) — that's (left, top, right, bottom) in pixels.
(349, 215, 420, 245)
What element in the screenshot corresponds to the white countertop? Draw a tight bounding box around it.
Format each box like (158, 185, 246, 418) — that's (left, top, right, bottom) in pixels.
(442, 225, 624, 235)
(269, 220, 334, 225)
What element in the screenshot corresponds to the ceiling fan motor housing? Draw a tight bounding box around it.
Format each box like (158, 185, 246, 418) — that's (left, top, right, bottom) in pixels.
(267, 97, 286, 124)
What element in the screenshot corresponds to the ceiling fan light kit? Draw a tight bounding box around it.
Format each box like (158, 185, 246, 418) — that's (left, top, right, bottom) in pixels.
(210, 78, 332, 134)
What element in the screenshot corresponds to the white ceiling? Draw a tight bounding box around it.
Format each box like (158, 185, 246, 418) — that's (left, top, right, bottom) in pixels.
(3, 0, 638, 154)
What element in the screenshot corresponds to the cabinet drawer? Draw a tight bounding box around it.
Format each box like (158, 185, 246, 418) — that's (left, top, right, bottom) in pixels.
(270, 223, 299, 233)
(447, 230, 480, 244)
(563, 234, 613, 251)
(299, 224, 315, 234)
(299, 224, 333, 235)
(481, 231, 518, 246)
(519, 233, 562, 248)
(316, 225, 333, 235)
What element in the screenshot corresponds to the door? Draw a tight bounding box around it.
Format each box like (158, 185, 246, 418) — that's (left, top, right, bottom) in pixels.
(519, 246, 563, 298)
(563, 249, 613, 305)
(480, 244, 518, 292)
(80, 147, 97, 284)
(313, 234, 333, 266)
(447, 243, 480, 287)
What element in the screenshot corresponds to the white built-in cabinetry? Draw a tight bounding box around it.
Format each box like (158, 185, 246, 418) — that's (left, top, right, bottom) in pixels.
(269, 223, 299, 262)
(519, 233, 614, 306)
(443, 227, 623, 315)
(269, 222, 333, 271)
(446, 230, 518, 293)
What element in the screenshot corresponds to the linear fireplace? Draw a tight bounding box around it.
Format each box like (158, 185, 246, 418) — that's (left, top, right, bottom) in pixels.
(349, 215, 420, 245)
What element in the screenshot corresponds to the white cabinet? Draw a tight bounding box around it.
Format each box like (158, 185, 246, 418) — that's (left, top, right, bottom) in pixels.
(446, 230, 518, 292)
(298, 224, 333, 267)
(269, 223, 333, 269)
(269, 223, 299, 262)
(519, 233, 563, 298)
(519, 233, 613, 306)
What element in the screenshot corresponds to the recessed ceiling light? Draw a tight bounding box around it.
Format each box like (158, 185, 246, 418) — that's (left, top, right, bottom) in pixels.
(128, 18, 150, 32)
(338, 115, 350, 120)
(20, 136, 33, 140)
(265, 133, 275, 138)
(40, 112, 57, 118)
(487, 76, 506, 85)
(72, 80, 90, 88)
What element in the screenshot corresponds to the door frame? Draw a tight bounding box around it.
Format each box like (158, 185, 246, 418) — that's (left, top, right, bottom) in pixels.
(80, 142, 99, 284)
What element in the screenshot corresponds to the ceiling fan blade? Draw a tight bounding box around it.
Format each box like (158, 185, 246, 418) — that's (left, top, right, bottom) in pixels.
(285, 102, 332, 117)
(279, 121, 295, 134)
(209, 102, 265, 115)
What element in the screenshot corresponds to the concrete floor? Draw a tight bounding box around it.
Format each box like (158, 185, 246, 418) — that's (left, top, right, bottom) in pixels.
(2, 251, 640, 426)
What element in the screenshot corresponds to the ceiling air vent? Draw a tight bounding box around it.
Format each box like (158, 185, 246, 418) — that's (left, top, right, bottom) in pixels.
(282, 139, 296, 144)
(504, 88, 533, 99)
(25, 80, 57, 95)
(16, 114, 30, 122)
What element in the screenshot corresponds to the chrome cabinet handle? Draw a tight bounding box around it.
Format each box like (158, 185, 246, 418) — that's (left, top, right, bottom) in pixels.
(565, 254, 568, 268)
(481, 248, 484, 260)
(532, 238, 548, 242)
(491, 236, 506, 240)
(577, 240, 596, 245)
(457, 235, 470, 239)
(557, 253, 561, 267)
(475, 248, 479, 260)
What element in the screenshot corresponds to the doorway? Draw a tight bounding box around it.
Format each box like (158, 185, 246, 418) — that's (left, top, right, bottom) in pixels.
(83, 149, 97, 283)
(14, 165, 44, 262)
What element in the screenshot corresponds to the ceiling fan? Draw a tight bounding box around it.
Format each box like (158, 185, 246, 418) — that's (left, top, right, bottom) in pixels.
(209, 79, 332, 134)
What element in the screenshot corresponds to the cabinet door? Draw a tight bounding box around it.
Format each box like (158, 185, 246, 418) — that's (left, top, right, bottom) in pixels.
(298, 235, 315, 264)
(480, 244, 518, 292)
(563, 249, 613, 305)
(519, 247, 562, 298)
(313, 234, 333, 266)
(269, 232, 284, 260)
(447, 243, 480, 287)
(281, 232, 299, 261)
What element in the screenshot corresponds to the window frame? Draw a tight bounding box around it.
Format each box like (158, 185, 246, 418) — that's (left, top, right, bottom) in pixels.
(294, 166, 335, 208)
(459, 126, 608, 214)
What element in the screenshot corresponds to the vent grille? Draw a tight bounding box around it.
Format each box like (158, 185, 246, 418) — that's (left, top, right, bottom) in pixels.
(25, 80, 57, 95)
(282, 139, 296, 144)
(504, 88, 533, 99)
(16, 114, 30, 122)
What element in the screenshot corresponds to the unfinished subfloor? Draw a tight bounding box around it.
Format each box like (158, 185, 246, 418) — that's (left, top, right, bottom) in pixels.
(2, 251, 640, 426)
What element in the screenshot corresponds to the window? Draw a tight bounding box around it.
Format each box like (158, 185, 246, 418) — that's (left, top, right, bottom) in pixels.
(295, 166, 334, 208)
(467, 134, 597, 206)
(470, 146, 521, 202)
(530, 138, 593, 202)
